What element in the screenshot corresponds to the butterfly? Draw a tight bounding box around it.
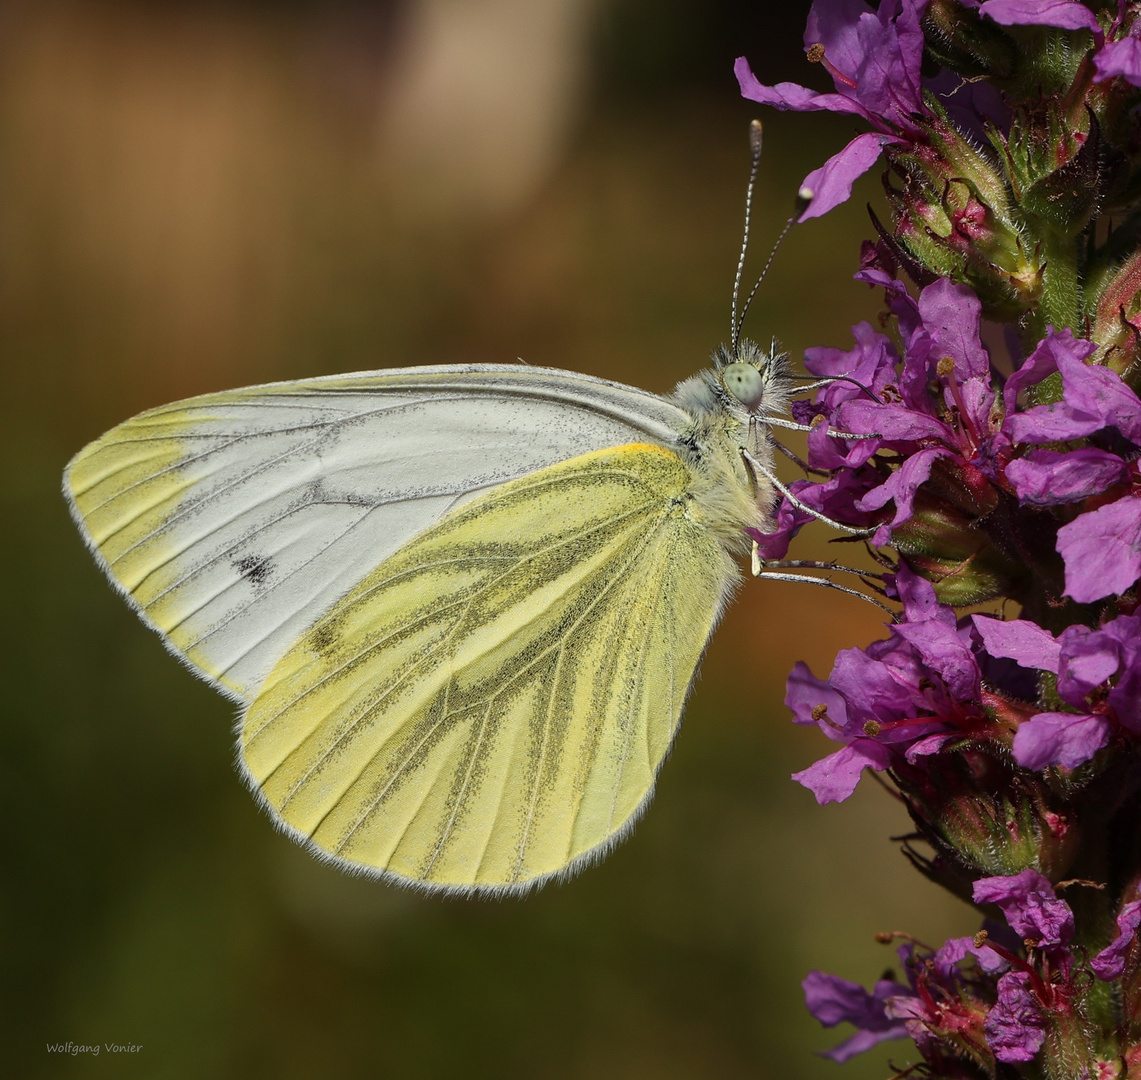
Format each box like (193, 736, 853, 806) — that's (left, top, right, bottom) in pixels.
(64, 343, 800, 894)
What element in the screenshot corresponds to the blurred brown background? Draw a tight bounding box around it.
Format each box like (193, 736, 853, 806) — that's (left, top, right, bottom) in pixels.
(2, 1, 979, 1077)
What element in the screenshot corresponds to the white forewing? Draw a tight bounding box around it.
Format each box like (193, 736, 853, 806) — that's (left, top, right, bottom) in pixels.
(65, 364, 695, 702)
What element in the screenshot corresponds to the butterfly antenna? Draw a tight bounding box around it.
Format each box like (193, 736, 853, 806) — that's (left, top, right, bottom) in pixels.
(734, 183, 814, 353)
(730, 120, 765, 358)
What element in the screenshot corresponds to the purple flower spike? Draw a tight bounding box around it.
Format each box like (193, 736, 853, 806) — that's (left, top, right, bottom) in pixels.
(753, 5, 1141, 1073)
(803, 971, 910, 1062)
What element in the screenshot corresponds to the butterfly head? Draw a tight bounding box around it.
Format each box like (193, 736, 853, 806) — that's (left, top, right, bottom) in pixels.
(712, 338, 792, 420)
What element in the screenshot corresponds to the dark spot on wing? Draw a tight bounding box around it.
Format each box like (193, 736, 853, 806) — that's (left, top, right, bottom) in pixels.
(309, 620, 340, 656)
(235, 553, 274, 586)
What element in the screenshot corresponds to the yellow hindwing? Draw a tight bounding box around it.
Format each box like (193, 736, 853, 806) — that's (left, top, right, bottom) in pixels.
(241, 443, 737, 891)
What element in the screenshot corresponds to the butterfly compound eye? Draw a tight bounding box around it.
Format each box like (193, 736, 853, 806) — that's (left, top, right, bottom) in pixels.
(721, 361, 766, 410)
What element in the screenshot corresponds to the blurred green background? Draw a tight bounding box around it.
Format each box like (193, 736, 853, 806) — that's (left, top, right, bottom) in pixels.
(2, 1, 980, 1077)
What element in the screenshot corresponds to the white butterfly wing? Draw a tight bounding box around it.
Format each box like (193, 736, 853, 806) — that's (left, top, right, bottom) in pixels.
(64, 364, 695, 701)
(241, 443, 740, 892)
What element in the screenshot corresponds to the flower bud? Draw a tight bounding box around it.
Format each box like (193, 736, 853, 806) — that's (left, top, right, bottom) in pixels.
(1089, 245, 1141, 380)
(895, 746, 1078, 884)
(1008, 108, 1104, 239)
(883, 109, 1043, 322)
(889, 458, 1020, 605)
(922, 0, 1017, 80)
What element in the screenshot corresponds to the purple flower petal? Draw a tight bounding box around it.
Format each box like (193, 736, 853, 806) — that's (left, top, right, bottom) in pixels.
(1091, 899, 1141, 980)
(804, 0, 875, 76)
(957, 375, 997, 436)
(1056, 495, 1141, 603)
(836, 399, 950, 441)
(796, 466, 882, 526)
(930, 935, 974, 975)
(793, 739, 894, 803)
(820, 1026, 907, 1063)
(786, 660, 850, 734)
(971, 616, 1061, 673)
(895, 619, 981, 700)
(1101, 614, 1141, 651)
(1007, 344, 1141, 445)
(733, 58, 871, 118)
(799, 131, 902, 220)
(803, 971, 910, 1063)
(804, 415, 881, 470)
(751, 483, 816, 560)
(1005, 406, 1091, 444)
(974, 938, 1012, 975)
(1005, 448, 1129, 506)
(829, 644, 919, 725)
(1055, 344, 1141, 442)
(1012, 711, 1112, 770)
(973, 869, 1074, 947)
(896, 564, 953, 625)
(904, 733, 959, 759)
(1003, 328, 1097, 405)
(1056, 625, 1122, 702)
(933, 935, 1008, 978)
(918, 278, 991, 381)
(804, 322, 900, 404)
(856, 446, 950, 545)
(977, 0, 1103, 34)
(1108, 651, 1141, 734)
(803, 970, 906, 1028)
(986, 970, 1047, 1064)
(847, 0, 926, 131)
(1095, 35, 1141, 85)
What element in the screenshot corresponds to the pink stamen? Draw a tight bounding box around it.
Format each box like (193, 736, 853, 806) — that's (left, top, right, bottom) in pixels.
(938, 358, 982, 452)
(808, 42, 858, 89)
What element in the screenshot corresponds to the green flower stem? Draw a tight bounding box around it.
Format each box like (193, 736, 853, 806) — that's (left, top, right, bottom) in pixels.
(1025, 231, 1082, 344)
